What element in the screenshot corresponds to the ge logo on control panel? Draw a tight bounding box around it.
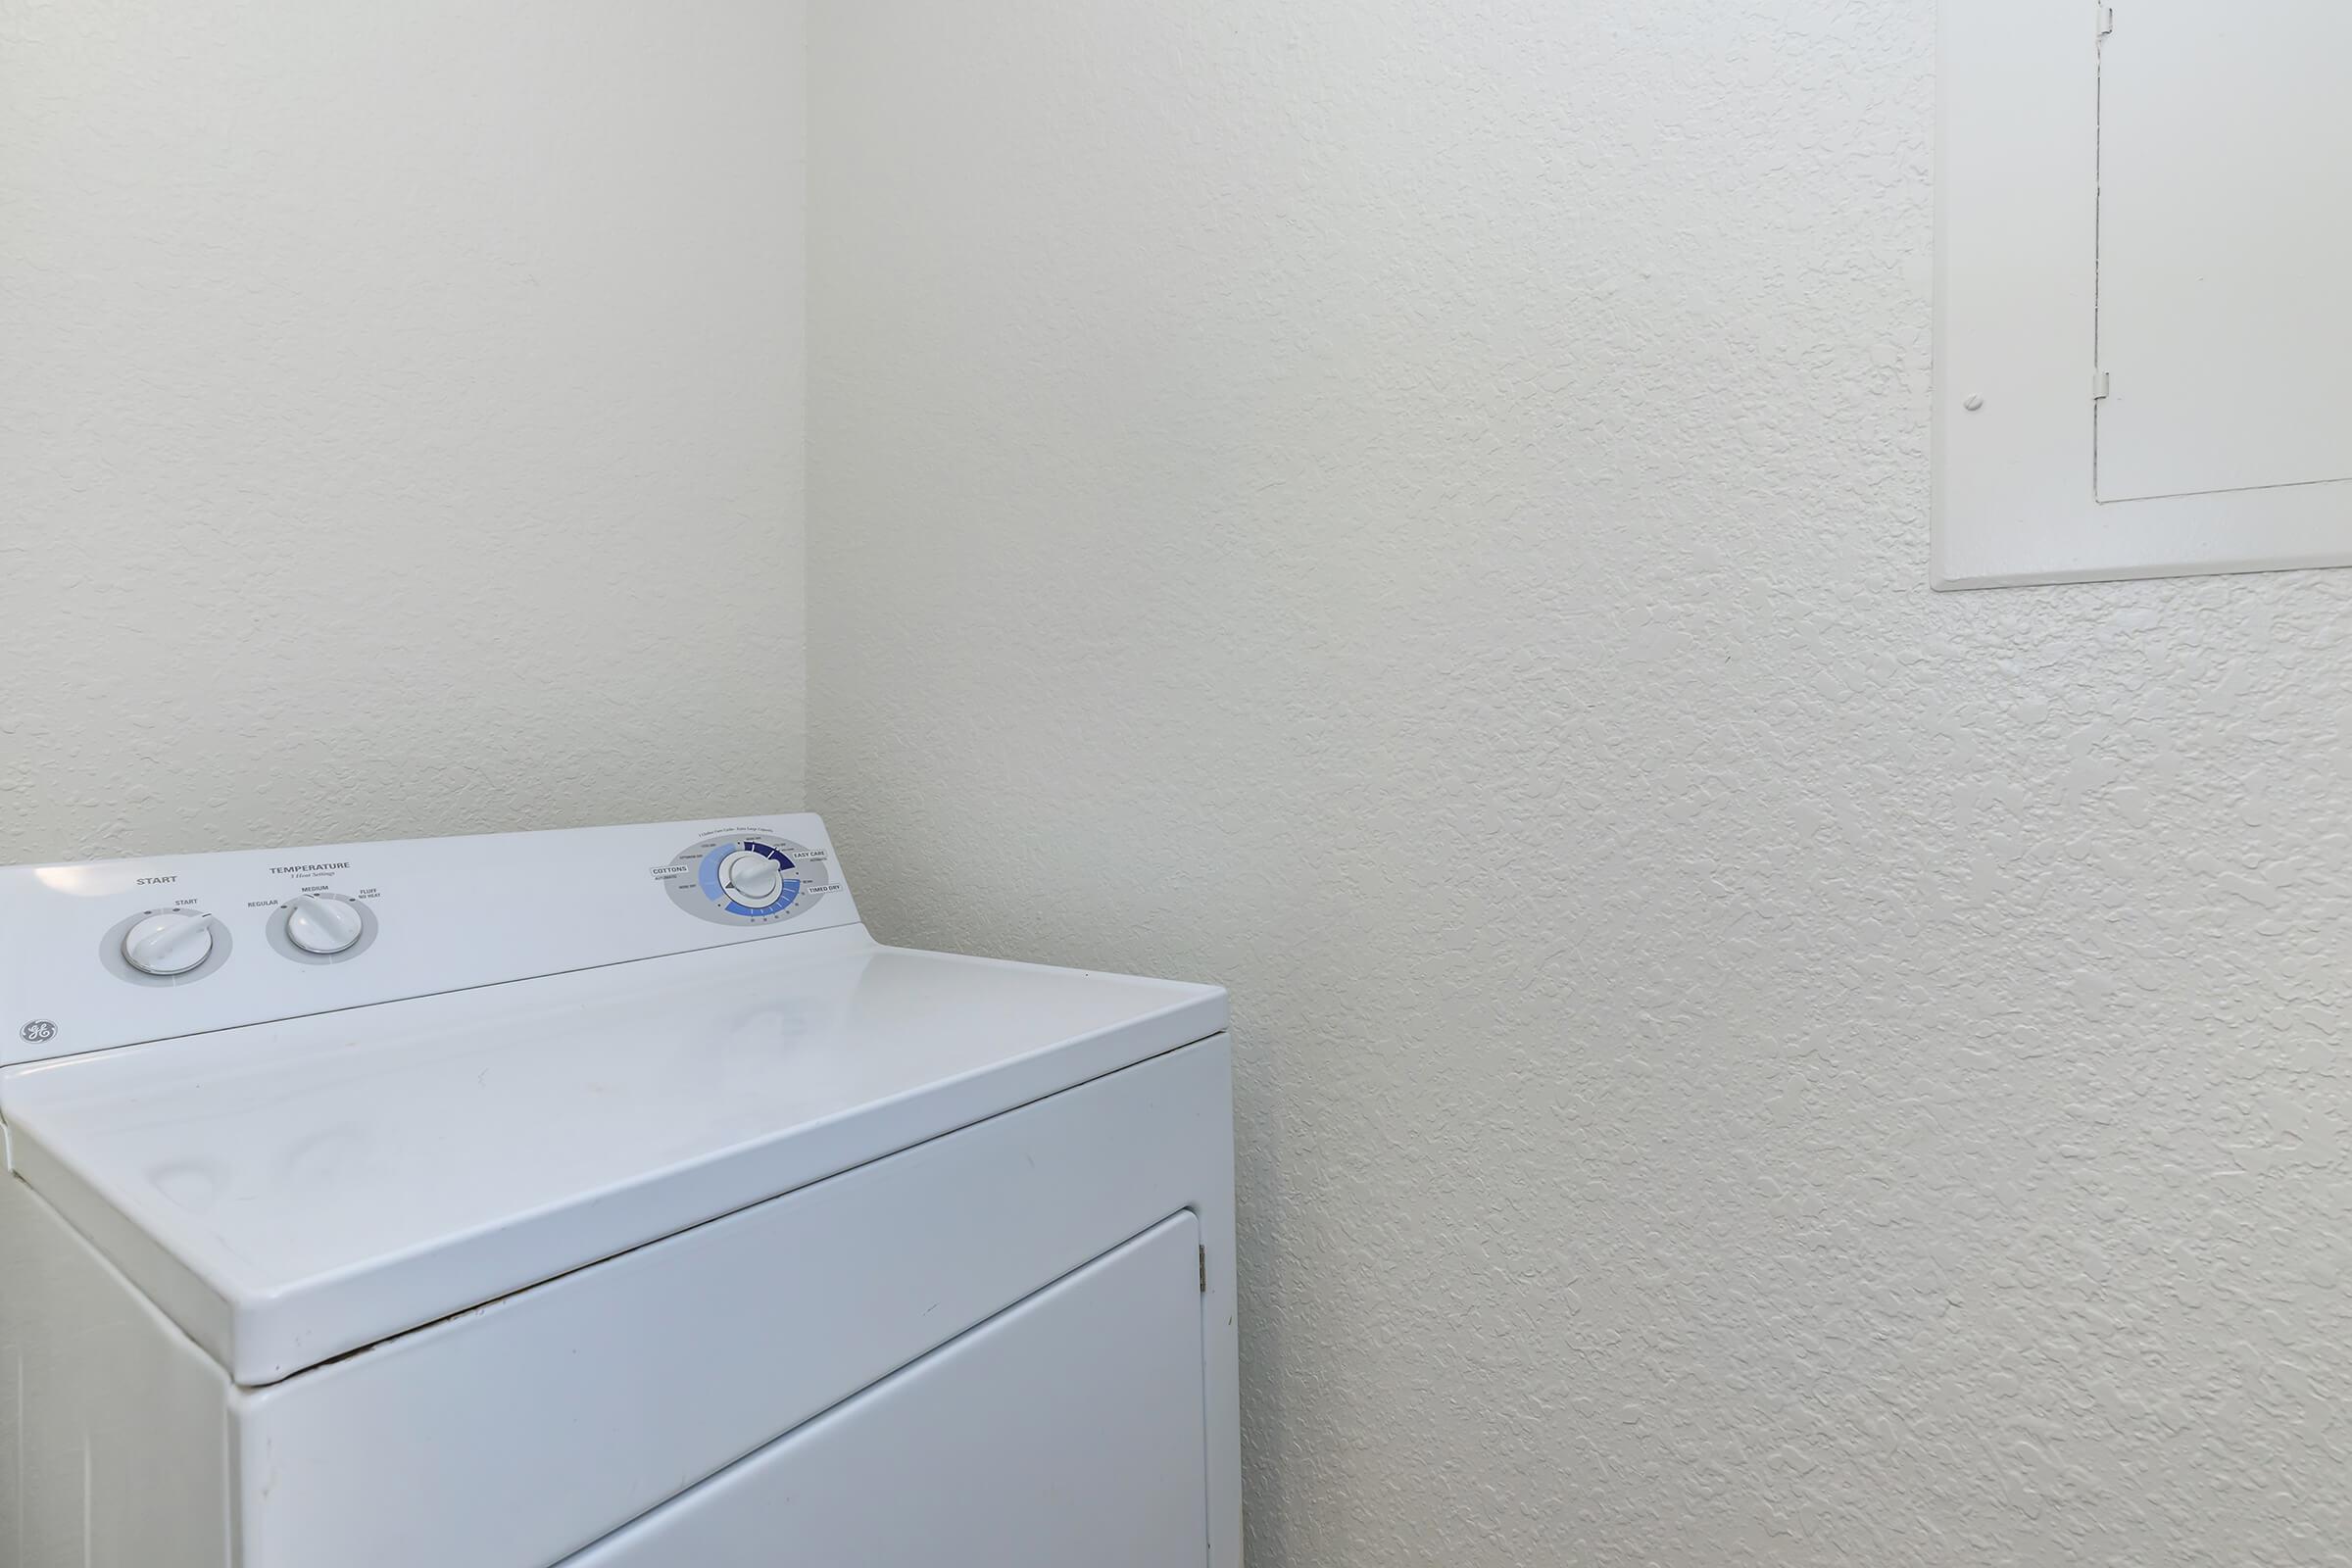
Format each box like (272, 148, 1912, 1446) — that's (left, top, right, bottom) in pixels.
(19, 1019, 56, 1045)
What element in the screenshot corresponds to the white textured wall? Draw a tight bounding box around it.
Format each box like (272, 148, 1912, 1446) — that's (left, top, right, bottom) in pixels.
(808, 3, 2352, 1563)
(0, 1, 806, 863)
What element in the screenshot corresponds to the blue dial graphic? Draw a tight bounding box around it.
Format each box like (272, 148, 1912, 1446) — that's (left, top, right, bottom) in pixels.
(699, 841, 800, 915)
(661, 831, 829, 928)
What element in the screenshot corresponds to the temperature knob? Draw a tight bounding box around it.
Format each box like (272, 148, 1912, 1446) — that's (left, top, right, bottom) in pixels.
(285, 895, 365, 956)
(122, 910, 215, 976)
(718, 849, 784, 906)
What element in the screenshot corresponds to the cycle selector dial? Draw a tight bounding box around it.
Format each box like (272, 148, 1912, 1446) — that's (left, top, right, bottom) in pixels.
(285, 895, 365, 956)
(122, 910, 215, 976)
(718, 849, 784, 906)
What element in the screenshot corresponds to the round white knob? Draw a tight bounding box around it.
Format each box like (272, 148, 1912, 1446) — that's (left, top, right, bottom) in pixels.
(122, 910, 215, 976)
(285, 895, 365, 956)
(718, 849, 784, 906)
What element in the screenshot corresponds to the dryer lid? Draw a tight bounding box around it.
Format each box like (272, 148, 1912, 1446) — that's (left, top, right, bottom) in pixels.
(0, 931, 1225, 1386)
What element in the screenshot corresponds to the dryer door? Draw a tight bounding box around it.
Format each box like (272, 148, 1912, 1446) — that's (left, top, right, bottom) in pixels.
(565, 1211, 1210, 1568)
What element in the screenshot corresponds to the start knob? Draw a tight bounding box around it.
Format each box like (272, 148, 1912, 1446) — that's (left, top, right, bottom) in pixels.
(122, 909, 215, 976)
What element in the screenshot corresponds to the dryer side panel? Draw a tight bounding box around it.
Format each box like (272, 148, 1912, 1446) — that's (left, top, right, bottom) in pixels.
(564, 1212, 1211, 1567)
(0, 1167, 231, 1568)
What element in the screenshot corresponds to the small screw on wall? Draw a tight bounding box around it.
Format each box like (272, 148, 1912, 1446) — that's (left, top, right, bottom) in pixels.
(1963, 395, 1984, 412)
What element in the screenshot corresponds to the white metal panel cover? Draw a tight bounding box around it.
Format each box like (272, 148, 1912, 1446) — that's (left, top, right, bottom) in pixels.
(1934, 0, 2352, 586)
(2096, 1, 2352, 500)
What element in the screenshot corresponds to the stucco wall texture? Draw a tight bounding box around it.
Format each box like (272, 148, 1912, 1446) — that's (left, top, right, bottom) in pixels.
(0, 1, 807, 864)
(808, 3, 2352, 1564)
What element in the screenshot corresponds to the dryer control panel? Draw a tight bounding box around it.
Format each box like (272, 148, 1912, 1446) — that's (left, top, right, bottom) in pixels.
(0, 813, 859, 1068)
